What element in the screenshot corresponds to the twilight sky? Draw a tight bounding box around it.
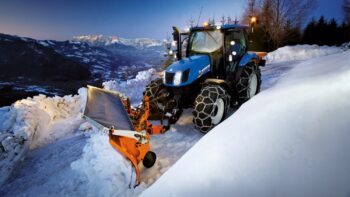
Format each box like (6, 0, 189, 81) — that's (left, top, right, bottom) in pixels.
(0, 0, 344, 41)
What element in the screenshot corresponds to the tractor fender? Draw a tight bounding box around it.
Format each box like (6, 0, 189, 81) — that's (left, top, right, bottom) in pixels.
(239, 53, 259, 67)
(203, 79, 233, 95)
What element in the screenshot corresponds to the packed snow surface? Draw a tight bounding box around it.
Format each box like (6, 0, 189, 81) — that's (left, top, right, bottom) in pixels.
(0, 45, 348, 196)
(143, 50, 350, 196)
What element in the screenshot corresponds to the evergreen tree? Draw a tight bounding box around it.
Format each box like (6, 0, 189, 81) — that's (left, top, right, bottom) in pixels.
(302, 16, 350, 46)
(327, 18, 339, 45)
(303, 18, 317, 44)
(283, 20, 302, 46)
(340, 22, 350, 44)
(316, 16, 327, 45)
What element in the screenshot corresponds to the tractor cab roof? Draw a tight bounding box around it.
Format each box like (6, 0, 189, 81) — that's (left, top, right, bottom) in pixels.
(190, 24, 248, 32)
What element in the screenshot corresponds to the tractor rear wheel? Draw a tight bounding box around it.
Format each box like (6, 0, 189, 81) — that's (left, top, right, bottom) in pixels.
(236, 62, 261, 104)
(192, 85, 230, 133)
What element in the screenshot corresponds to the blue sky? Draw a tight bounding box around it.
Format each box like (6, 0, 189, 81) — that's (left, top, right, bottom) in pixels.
(0, 0, 344, 40)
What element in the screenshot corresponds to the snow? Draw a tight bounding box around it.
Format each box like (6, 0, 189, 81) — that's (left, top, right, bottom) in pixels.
(38, 41, 49, 47)
(267, 44, 344, 63)
(142, 50, 350, 197)
(103, 68, 157, 105)
(1, 44, 349, 196)
(342, 42, 350, 49)
(70, 132, 143, 197)
(0, 88, 87, 185)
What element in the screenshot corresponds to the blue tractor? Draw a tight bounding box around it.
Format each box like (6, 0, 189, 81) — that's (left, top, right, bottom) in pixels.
(144, 24, 266, 133)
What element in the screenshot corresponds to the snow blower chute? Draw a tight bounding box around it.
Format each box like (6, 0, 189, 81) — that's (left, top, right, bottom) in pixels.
(83, 86, 168, 186)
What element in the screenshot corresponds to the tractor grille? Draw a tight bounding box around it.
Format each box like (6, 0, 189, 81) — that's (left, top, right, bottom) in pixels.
(165, 72, 174, 84)
(182, 69, 190, 83)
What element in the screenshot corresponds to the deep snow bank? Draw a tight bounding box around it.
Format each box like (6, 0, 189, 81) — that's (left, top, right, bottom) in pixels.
(267, 44, 344, 63)
(0, 89, 87, 185)
(142, 51, 350, 196)
(70, 132, 143, 196)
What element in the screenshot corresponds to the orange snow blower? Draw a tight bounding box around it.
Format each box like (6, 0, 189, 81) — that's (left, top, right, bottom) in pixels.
(83, 86, 168, 186)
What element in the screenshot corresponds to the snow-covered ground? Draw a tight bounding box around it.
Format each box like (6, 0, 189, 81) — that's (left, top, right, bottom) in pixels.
(0, 44, 348, 196)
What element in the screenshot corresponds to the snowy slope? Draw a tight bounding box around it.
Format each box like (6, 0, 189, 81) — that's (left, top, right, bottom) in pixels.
(0, 45, 347, 196)
(142, 50, 350, 197)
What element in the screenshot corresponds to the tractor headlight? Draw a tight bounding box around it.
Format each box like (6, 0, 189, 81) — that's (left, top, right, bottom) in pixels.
(173, 71, 182, 85)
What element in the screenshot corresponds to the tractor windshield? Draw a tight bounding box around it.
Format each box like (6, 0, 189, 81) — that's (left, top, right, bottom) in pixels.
(189, 31, 223, 53)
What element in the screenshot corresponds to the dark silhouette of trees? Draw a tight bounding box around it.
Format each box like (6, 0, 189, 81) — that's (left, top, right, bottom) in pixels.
(242, 0, 315, 51)
(241, 0, 350, 50)
(302, 16, 350, 46)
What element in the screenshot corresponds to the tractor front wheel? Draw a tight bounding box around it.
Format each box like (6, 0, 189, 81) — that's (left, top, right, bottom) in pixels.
(143, 79, 167, 118)
(192, 85, 230, 133)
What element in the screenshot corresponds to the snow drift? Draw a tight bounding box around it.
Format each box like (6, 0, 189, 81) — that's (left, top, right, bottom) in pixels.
(142, 50, 350, 196)
(267, 44, 344, 63)
(70, 132, 143, 196)
(0, 89, 87, 185)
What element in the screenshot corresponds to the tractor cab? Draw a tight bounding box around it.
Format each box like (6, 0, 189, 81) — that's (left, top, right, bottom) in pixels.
(187, 25, 248, 79)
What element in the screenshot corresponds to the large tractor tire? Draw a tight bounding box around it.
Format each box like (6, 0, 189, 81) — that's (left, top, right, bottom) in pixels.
(192, 85, 230, 133)
(144, 79, 167, 118)
(236, 62, 261, 104)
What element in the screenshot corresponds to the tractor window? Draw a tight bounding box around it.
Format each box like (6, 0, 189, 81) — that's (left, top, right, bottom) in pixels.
(226, 29, 247, 56)
(190, 31, 223, 53)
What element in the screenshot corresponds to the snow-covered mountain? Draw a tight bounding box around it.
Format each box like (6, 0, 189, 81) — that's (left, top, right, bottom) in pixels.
(39, 37, 165, 81)
(73, 35, 164, 49)
(1, 44, 349, 196)
(0, 33, 92, 106)
(0, 33, 166, 106)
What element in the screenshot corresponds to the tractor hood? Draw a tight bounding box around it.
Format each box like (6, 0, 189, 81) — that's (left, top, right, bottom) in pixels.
(164, 55, 210, 87)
